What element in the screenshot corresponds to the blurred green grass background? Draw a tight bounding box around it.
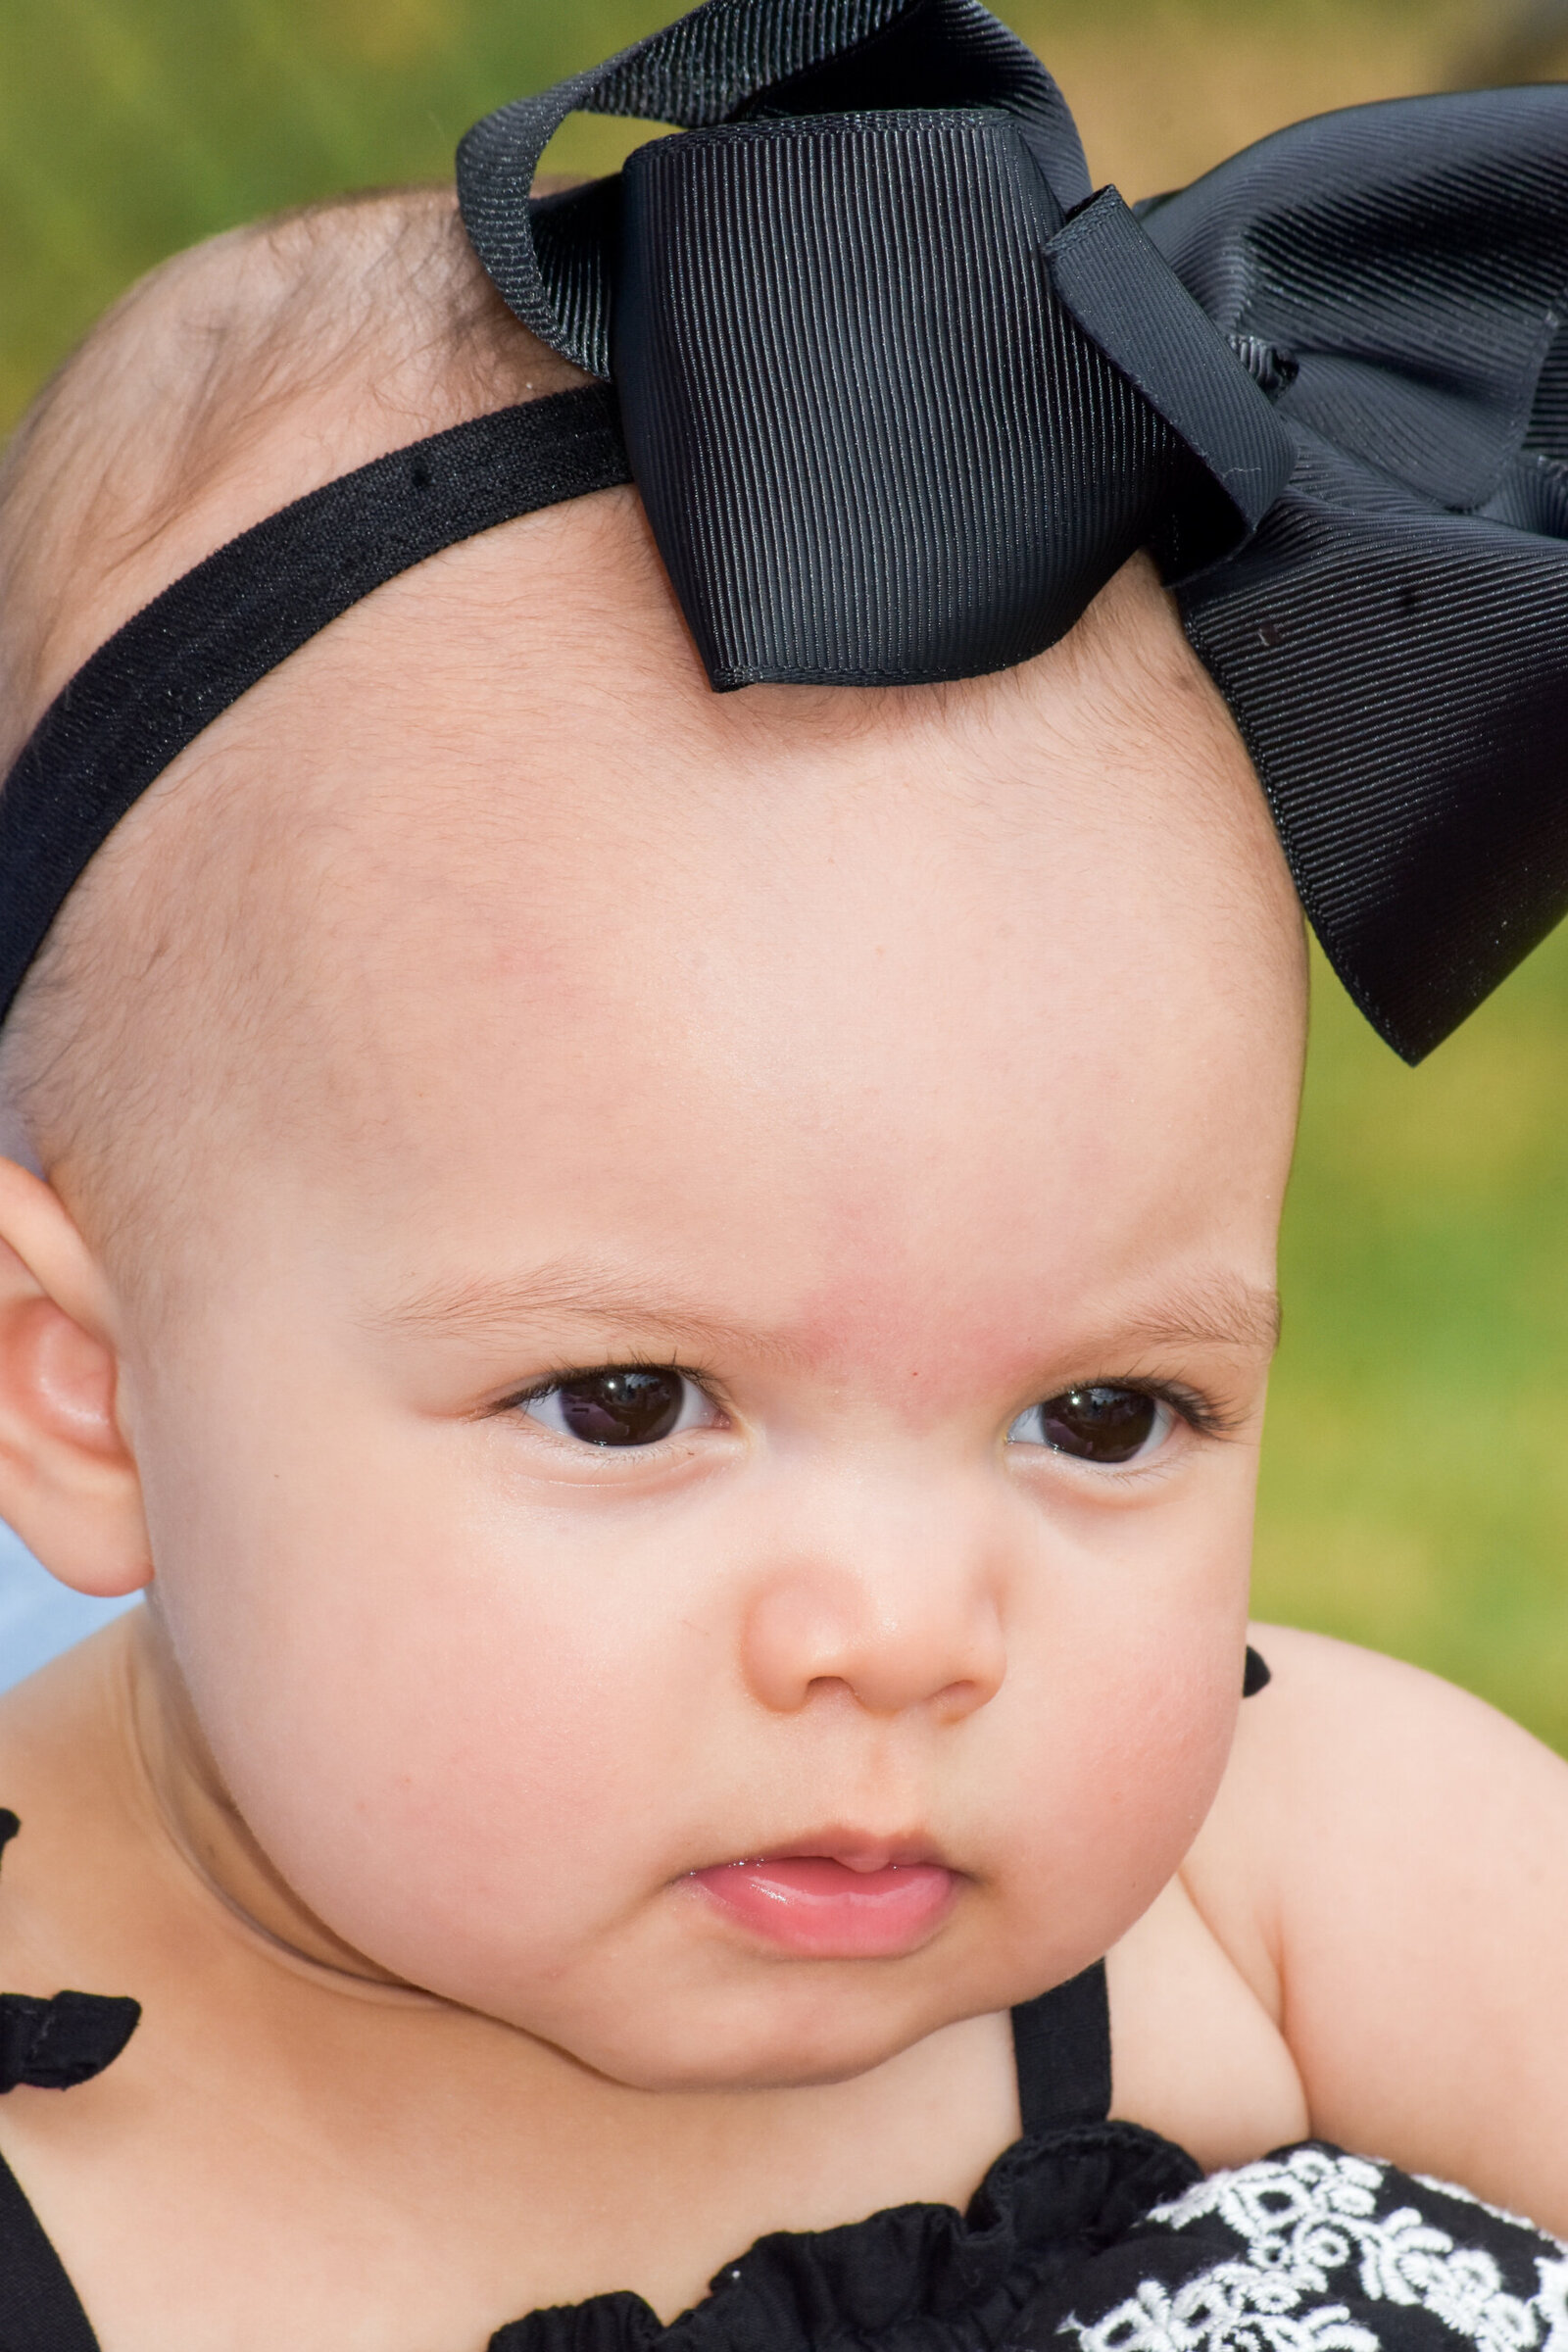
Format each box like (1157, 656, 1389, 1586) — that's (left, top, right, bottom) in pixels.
(6, 0, 1568, 1747)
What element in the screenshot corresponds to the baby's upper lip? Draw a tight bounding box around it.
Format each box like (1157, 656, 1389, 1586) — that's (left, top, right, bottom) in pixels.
(698, 1829, 952, 1874)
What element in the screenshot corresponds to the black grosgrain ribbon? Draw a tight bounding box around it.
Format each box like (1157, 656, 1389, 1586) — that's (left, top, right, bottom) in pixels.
(1143, 91, 1568, 1062)
(456, 0, 1568, 1061)
(460, 0, 1291, 691)
(7, 0, 1568, 1063)
(0, 1813, 141, 2092)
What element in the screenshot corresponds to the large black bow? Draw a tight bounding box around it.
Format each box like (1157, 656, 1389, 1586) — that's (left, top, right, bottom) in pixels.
(459, 0, 1568, 1062)
(459, 0, 1292, 690)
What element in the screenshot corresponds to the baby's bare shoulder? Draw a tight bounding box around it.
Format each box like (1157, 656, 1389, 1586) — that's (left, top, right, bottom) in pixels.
(0, 1624, 147, 1986)
(1183, 1622, 1568, 2229)
(1202, 1621, 1568, 1886)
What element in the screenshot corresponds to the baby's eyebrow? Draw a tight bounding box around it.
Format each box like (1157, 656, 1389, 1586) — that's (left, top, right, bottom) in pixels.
(1105, 1275, 1282, 1357)
(370, 1265, 798, 1363)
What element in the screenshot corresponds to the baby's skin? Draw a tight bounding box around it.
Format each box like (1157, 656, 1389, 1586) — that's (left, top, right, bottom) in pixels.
(0, 196, 1567, 2352)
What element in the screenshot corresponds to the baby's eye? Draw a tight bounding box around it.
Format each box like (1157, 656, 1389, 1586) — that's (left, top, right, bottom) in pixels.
(519, 1366, 717, 1447)
(1007, 1385, 1174, 1466)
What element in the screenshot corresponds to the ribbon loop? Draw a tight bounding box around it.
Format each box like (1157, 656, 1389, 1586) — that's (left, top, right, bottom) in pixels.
(459, 0, 1087, 378)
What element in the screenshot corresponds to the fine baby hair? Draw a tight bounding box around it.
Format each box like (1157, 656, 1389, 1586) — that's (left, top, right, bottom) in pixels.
(3, 2, 1568, 2348)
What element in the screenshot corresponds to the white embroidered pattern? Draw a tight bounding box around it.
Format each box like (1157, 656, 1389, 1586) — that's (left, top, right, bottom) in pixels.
(1057, 2149, 1568, 2352)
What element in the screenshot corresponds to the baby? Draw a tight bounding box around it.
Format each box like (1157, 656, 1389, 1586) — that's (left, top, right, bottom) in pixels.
(3, 6, 1568, 2348)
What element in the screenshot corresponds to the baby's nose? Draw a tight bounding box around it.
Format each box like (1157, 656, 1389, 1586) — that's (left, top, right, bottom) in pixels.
(739, 1516, 1006, 1720)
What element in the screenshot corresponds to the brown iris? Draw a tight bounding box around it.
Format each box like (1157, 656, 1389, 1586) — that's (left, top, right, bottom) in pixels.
(553, 1367, 689, 1446)
(1033, 1386, 1161, 1463)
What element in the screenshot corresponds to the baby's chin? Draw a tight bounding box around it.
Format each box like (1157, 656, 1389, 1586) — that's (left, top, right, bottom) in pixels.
(374, 1903, 1043, 2094)
(509, 1971, 1003, 2095)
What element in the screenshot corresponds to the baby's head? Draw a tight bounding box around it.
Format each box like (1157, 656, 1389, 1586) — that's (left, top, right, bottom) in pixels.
(0, 189, 1305, 2089)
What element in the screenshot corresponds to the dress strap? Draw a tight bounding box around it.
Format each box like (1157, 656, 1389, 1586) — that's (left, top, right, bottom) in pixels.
(1009, 1961, 1111, 2134)
(0, 2144, 101, 2350)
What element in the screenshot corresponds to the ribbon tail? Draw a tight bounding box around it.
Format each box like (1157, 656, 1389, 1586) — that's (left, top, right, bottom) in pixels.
(1044, 187, 1295, 564)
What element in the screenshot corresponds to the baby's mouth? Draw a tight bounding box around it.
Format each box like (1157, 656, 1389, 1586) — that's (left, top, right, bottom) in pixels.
(686, 1842, 958, 1958)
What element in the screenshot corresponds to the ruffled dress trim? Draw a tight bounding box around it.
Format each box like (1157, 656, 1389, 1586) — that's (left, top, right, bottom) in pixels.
(489, 2124, 1200, 2352)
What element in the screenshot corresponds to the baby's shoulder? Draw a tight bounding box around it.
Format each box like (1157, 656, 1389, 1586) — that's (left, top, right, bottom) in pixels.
(1175, 1623, 1568, 2231)
(1200, 1621, 1568, 1897)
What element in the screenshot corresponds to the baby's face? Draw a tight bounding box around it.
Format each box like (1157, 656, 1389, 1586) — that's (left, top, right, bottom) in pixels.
(90, 508, 1303, 2089)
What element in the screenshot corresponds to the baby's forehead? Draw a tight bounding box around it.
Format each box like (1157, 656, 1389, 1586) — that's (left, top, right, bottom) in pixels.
(224, 518, 1231, 882)
(103, 538, 1290, 1368)
(194, 527, 1284, 1099)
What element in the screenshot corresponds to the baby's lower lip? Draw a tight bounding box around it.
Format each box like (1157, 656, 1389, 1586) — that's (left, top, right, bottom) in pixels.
(687, 1856, 957, 1957)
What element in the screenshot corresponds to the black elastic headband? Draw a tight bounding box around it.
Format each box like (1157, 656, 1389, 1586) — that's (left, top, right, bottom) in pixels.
(7, 0, 1568, 1063)
(0, 392, 629, 1023)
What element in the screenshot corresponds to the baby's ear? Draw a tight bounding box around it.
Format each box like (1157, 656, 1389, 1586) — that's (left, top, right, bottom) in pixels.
(0, 1158, 151, 1599)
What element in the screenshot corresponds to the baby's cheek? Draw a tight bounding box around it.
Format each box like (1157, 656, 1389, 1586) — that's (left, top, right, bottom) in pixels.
(138, 1381, 682, 1992)
(232, 1555, 678, 1985)
(985, 1579, 1246, 1985)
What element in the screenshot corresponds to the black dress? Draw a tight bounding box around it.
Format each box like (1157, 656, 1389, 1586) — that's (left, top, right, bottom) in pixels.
(2, 1711, 1565, 2352)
